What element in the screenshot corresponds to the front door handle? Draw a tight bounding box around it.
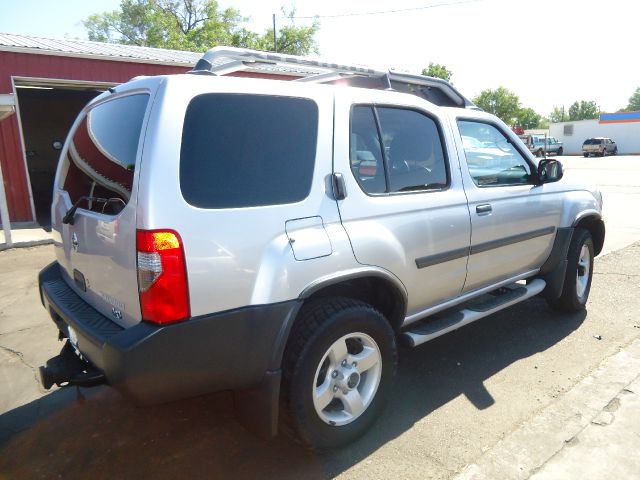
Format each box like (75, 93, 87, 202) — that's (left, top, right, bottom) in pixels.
(476, 204, 492, 214)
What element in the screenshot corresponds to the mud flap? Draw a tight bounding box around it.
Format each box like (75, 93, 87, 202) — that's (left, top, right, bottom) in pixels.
(233, 370, 281, 439)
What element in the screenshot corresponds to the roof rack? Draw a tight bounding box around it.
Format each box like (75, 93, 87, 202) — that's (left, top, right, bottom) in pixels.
(190, 47, 476, 109)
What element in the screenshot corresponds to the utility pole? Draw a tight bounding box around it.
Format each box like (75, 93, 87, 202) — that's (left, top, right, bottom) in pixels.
(273, 14, 277, 52)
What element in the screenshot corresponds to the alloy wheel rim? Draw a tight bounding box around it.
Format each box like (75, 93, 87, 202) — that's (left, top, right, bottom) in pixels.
(312, 332, 382, 426)
(576, 244, 591, 298)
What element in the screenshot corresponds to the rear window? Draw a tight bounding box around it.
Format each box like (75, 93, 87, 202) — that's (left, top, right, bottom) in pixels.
(180, 94, 318, 209)
(583, 138, 602, 145)
(61, 93, 149, 214)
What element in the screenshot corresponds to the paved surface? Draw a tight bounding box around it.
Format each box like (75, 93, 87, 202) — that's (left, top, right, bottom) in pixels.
(457, 339, 640, 479)
(560, 155, 640, 255)
(0, 227, 52, 251)
(0, 156, 639, 479)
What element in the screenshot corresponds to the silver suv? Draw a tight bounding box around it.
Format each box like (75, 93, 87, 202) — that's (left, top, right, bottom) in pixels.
(38, 48, 605, 448)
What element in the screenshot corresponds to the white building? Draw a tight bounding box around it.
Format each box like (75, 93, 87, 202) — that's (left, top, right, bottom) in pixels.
(550, 112, 640, 155)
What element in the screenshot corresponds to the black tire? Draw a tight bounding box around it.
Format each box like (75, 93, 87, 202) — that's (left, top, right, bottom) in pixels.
(547, 228, 594, 312)
(583, 153, 588, 158)
(613, 147, 618, 155)
(281, 297, 397, 448)
(600, 148, 606, 157)
(557, 147, 563, 156)
(536, 149, 544, 158)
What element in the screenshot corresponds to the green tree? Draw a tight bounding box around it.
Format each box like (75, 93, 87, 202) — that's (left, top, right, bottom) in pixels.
(568, 100, 599, 120)
(549, 106, 568, 123)
(622, 87, 640, 112)
(473, 87, 521, 125)
(249, 9, 320, 55)
(515, 107, 542, 129)
(421, 63, 453, 82)
(84, 0, 319, 55)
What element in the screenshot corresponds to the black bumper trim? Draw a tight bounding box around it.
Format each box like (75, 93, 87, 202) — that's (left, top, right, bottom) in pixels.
(39, 261, 301, 407)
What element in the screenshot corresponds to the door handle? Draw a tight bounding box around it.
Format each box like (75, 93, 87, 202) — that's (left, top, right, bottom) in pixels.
(332, 172, 347, 200)
(476, 204, 492, 214)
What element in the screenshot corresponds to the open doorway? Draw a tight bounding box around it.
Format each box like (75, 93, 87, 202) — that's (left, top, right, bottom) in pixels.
(15, 84, 104, 228)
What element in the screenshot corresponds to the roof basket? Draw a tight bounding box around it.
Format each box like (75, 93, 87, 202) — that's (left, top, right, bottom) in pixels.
(190, 47, 476, 109)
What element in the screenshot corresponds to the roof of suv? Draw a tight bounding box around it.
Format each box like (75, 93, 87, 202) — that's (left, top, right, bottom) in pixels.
(189, 47, 478, 110)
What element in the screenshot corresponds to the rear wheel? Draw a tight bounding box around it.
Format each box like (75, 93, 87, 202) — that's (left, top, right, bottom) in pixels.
(547, 228, 594, 312)
(583, 153, 589, 158)
(281, 298, 397, 448)
(600, 148, 606, 157)
(557, 147, 563, 156)
(613, 147, 618, 155)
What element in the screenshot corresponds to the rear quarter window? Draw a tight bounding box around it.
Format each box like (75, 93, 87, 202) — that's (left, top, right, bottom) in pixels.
(180, 94, 318, 209)
(61, 93, 149, 214)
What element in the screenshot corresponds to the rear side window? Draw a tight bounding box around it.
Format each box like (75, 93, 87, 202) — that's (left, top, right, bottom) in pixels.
(61, 94, 149, 214)
(180, 94, 318, 209)
(349, 105, 448, 194)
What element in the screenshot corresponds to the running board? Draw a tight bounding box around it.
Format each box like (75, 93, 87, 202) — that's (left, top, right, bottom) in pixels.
(402, 279, 546, 348)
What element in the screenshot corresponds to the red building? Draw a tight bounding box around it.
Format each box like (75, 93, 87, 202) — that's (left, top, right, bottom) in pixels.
(0, 33, 294, 228)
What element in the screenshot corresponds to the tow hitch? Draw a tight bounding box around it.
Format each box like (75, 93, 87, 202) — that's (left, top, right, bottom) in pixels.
(39, 342, 106, 390)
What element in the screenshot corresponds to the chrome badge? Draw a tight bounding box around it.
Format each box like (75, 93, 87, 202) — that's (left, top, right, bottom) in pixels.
(111, 307, 123, 320)
(71, 232, 79, 252)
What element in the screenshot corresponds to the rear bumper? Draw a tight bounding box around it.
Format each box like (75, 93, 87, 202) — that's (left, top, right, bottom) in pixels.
(38, 261, 301, 406)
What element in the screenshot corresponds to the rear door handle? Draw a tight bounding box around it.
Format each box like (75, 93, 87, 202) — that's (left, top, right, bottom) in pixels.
(476, 204, 492, 214)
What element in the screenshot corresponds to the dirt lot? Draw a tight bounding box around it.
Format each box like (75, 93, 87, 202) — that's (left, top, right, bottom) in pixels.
(0, 156, 639, 479)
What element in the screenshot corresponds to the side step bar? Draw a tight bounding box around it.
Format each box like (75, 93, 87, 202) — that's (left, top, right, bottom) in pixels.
(402, 279, 546, 348)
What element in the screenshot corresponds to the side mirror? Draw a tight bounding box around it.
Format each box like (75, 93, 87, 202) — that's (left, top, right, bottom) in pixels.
(537, 159, 563, 184)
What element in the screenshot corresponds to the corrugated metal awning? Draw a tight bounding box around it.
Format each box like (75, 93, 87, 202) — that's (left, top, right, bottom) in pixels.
(0, 32, 313, 77)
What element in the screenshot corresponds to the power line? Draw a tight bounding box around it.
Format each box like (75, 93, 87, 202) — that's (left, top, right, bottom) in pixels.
(282, 0, 484, 19)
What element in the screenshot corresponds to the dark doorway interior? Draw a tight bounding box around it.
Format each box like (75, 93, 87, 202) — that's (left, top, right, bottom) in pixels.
(17, 87, 101, 228)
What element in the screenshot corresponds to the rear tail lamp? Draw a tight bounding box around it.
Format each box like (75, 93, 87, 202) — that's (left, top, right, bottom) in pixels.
(136, 230, 190, 324)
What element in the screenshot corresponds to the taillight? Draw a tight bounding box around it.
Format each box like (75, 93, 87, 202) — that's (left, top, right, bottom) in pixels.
(136, 229, 190, 324)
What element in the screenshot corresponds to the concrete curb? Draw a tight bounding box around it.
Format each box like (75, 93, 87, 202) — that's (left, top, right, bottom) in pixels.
(454, 338, 640, 479)
(0, 238, 54, 251)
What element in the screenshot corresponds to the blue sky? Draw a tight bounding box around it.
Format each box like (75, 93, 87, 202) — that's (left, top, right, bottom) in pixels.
(1, 0, 639, 116)
(0, 0, 122, 39)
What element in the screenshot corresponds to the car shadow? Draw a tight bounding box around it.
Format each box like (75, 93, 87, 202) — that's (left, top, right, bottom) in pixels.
(0, 297, 585, 479)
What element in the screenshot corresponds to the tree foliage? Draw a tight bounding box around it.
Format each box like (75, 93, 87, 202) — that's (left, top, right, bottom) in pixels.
(549, 106, 568, 123)
(83, 0, 319, 55)
(622, 87, 640, 112)
(421, 63, 453, 82)
(515, 107, 542, 130)
(473, 87, 521, 125)
(568, 100, 599, 121)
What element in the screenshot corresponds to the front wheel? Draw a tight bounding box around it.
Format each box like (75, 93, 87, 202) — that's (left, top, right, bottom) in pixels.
(547, 228, 594, 312)
(583, 153, 589, 158)
(557, 147, 563, 156)
(613, 147, 618, 155)
(281, 298, 397, 448)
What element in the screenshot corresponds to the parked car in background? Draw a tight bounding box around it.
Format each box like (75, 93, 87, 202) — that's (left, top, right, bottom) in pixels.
(582, 137, 617, 157)
(543, 137, 564, 156)
(518, 135, 563, 157)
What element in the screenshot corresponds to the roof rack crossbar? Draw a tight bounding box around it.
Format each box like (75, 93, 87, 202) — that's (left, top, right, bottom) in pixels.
(293, 71, 361, 83)
(190, 47, 476, 108)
